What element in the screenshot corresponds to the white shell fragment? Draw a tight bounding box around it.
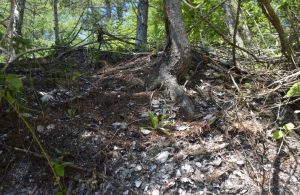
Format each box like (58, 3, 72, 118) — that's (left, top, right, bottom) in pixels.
(152, 190, 160, 195)
(37, 125, 45, 133)
(46, 124, 55, 130)
(141, 130, 152, 135)
(181, 164, 194, 173)
(41, 94, 54, 102)
(175, 125, 189, 131)
(21, 113, 32, 118)
(203, 114, 214, 120)
(155, 151, 170, 164)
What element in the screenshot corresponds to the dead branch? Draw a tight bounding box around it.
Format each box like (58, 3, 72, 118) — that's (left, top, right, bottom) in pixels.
(1, 47, 57, 72)
(185, 0, 229, 33)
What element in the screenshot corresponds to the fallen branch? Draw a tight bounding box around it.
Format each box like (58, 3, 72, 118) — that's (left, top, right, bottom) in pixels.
(1, 47, 58, 72)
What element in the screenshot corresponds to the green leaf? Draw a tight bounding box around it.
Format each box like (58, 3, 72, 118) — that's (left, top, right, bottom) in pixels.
(161, 130, 171, 135)
(68, 109, 72, 116)
(140, 126, 152, 130)
(6, 91, 14, 102)
(245, 83, 251, 87)
(153, 116, 158, 129)
(64, 188, 68, 193)
(162, 121, 173, 127)
(61, 162, 73, 165)
(272, 130, 285, 139)
(56, 192, 63, 195)
(50, 161, 60, 166)
(148, 112, 154, 126)
(286, 81, 300, 97)
(161, 108, 168, 123)
(55, 148, 62, 154)
(283, 123, 294, 131)
(55, 165, 65, 177)
(9, 78, 23, 91)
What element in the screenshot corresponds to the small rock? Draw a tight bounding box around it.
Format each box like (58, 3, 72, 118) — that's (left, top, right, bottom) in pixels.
(47, 124, 55, 130)
(37, 125, 45, 133)
(155, 151, 170, 164)
(134, 165, 142, 171)
(180, 177, 193, 184)
(181, 164, 194, 173)
(135, 180, 142, 188)
(152, 189, 160, 195)
(175, 170, 181, 178)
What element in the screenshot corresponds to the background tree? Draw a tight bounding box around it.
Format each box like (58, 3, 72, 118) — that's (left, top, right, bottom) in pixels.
(258, 0, 296, 67)
(135, 0, 148, 50)
(53, 0, 59, 45)
(222, 0, 244, 48)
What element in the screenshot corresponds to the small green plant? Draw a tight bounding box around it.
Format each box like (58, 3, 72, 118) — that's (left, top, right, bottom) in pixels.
(286, 81, 300, 98)
(140, 109, 173, 135)
(244, 83, 251, 87)
(51, 149, 73, 195)
(68, 108, 76, 118)
(72, 71, 82, 81)
(0, 74, 28, 111)
(91, 50, 100, 64)
(273, 123, 294, 140)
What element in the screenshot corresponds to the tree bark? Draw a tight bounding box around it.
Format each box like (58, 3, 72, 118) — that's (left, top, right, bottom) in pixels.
(222, 0, 244, 48)
(54, 0, 60, 45)
(9, 0, 26, 61)
(258, 0, 296, 67)
(135, 0, 148, 50)
(150, 0, 194, 114)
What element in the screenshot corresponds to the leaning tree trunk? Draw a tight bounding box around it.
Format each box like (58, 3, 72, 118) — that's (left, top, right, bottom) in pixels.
(223, 0, 244, 48)
(135, 0, 148, 50)
(54, 0, 60, 45)
(258, 0, 296, 67)
(149, 0, 194, 114)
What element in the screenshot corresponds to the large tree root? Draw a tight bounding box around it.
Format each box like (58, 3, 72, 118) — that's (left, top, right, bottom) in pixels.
(147, 59, 195, 115)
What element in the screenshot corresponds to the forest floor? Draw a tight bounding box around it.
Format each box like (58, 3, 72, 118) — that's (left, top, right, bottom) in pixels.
(0, 48, 300, 195)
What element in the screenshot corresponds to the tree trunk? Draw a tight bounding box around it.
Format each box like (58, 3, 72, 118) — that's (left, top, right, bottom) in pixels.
(222, 0, 244, 48)
(54, 0, 60, 45)
(9, 0, 26, 61)
(105, 0, 111, 22)
(135, 0, 148, 50)
(258, 0, 296, 67)
(150, 0, 194, 114)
